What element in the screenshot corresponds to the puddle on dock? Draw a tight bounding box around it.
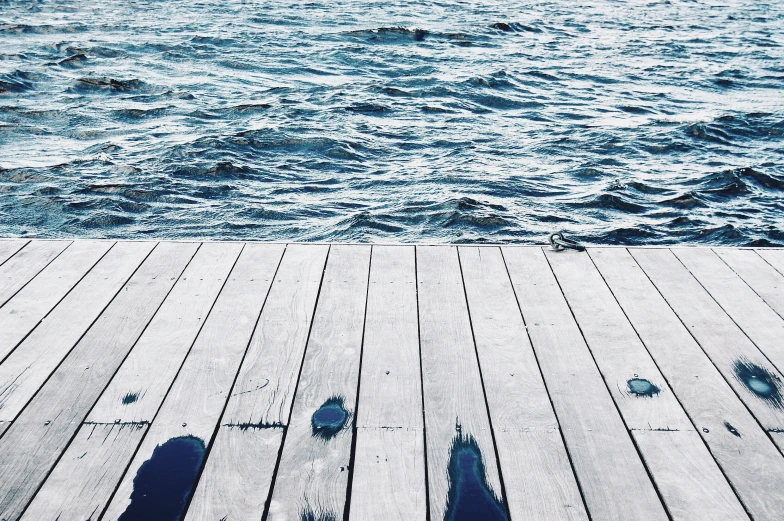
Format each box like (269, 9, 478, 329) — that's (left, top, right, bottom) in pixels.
(311, 396, 349, 441)
(627, 377, 660, 397)
(733, 359, 784, 409)
(444, 430, 507, 521)
(118, 435, 205, 521)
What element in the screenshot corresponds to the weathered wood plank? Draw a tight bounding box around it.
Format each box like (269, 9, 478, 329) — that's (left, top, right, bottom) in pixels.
(0, 240, 70, 308)
(757, 249, 784, 276)
(459, 246, 588, 521)
(185, 244, 329, 521)
(99, 243, 284, 521)
(590, 247, 784, 521)
(547, 249, 747, 520)
(0, 240, 113, 363)
(630, 248, 784, 444)
(87, 242, 244, 424)
(674, 248, 784, 373)
(715, 249, 784, 318)
(417, 245, 507, 521)
(19, 423, 147, 521)
(349, 246, 426, 521)
(0, 240, 28, 266)
(0, 242, 197, 521)
(0, 242, 155, 427)
(266, 244, 370, 521)
(501, 246, 668, 521)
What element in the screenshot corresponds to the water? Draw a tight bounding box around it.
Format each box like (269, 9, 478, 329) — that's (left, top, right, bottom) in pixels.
(1, 0, 783, 245)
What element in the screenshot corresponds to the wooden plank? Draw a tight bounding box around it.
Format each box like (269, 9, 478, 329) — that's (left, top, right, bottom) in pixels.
(459, 246, 588, 521)
(630, 248, 784, 442)
(590, 247, 784, 521)
(0, 240, 113, 362)
(19, 424, 148, 521)
(265, 244, 370, 521)
(416, 245, 507, 521)
(674, 248, 784, 373)
(185, 244, 329, 521)
(715, 249, 784, 318)
(87, 242, 244, 424)
(501, 246, 668, 521)
(546, 249, 748, 520)
(757, 249, 784, 276)
(0, 240, 28, 266)
(0, 240, 71, 308)
(0, 242, 156, 427)
(348, 246, 426, 521)
(0, 241, 197, 521)
(95, 243, 284, 521)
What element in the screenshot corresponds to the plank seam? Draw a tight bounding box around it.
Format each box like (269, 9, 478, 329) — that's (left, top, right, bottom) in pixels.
(96, 243, 247, 520)
(713, 249, 784, 323)
(414, 246, 432, 521)
(754, 250, 784, 278)
(455, 246, 512, 521)
(585, 248, 754, 520)
(341, 245, 373, 521)
(539, 247, 674, 521)
(630, 248, 784, 457)
(0, 241, 73, 310)
(670, 249, 784, 389)
(499, 247, 593, 521)
(12, 241, 198, 520)
(259, 245, 332, 521)
(0, 240, 29, 268)
(0, 241, 119, 367)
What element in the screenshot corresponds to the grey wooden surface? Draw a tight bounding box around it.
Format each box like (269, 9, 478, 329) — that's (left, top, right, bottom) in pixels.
(1, 240, 783, 521)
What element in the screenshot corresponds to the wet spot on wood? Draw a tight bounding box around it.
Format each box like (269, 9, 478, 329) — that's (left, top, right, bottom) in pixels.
(724, 421, 741, 438)
(444, 430, 508, 521)
(733, 359, 783, 409)
(122, 392, 139, 405)
(627, 378, 660, 397)
(300, 508, 337, 521)
(118, 436, 205, 521)
(311, 396, 349, 441)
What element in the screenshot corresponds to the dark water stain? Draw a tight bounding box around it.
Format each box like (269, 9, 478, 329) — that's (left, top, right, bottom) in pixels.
(444, 431, 508, 521)
(733, 359, 784, 409)
(300, 508, 337, 521)
(724, 421, 741, 438)
(311, 396, 349, 441)
(117, 436, 206, 521)
(627, 378, 661, 397)
(122, 392, 139, 405)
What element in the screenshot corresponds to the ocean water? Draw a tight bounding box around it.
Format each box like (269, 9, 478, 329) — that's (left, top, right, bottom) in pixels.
(1, 0, 782, 245)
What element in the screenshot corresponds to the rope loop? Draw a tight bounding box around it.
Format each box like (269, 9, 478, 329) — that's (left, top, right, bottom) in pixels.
(549, 232, 585, 252)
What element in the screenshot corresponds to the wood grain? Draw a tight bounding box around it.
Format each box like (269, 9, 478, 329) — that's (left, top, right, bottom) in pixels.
(630, 248, 784, 440)
(0, 240, 70, 308)
(0, 240, 112, 362)
(715, 249, 784, 318)
(417, 245, 505, 521)
(185, 244, 328, 521)
(88, 241, 244, 424)
(101, 243, 284, 521)
(590, 247, 784, 521)
(349, 246, 426, 521)
(460, 246, 588, 521)
(0, 241, 197, 521)
(548, 249, 747, 520)
(674, 248, 784, 373)
(0, 242, 155, 425)
(266, 245, 370, 521)
(501, 246, 668, 521)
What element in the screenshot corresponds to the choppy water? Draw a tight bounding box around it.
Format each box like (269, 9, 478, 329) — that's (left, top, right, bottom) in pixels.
(1, 0, 783, 244)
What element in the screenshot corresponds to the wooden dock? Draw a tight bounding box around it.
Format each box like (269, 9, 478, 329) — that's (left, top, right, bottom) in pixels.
(1, 239, 783, 521)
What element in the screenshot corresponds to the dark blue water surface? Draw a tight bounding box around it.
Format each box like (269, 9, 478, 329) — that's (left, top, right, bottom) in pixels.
(1, 0, 783, 244)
